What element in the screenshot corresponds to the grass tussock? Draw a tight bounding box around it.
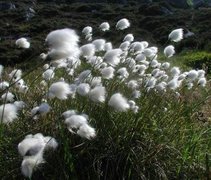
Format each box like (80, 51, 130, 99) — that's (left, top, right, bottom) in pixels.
(0, 18, 211, 179)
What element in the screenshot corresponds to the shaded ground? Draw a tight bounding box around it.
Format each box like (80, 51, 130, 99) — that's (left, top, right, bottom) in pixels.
(0, 0, 211, 66)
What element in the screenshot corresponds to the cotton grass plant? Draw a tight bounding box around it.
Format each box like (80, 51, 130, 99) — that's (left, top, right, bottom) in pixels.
(0, 18, 210, 179)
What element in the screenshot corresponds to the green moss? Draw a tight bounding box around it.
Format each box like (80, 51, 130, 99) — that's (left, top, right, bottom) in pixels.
(181, 51, 211, 74)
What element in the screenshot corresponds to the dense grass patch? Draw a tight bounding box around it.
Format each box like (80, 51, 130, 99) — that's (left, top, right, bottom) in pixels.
(0, 19, 210, 179)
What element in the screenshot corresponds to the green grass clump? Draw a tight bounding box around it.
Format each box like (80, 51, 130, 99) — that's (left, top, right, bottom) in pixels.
(0, 59, 210, 179)
(182, 51, 211, 75)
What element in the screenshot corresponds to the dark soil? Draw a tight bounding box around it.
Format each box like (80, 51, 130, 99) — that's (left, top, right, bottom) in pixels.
(0, 0, 211, 66)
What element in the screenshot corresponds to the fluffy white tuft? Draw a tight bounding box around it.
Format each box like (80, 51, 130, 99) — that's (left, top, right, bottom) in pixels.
(123, 34, 134, 42)
(82, 26, 92, 36)
(0, 81, 9, 90)
(9, 69, 22, 80)
(168, 28, 183, 42)
(101, 66, 115, 79)
(89, 86, 106, 103)
(15, 38, 30, 48)
(42, 69, 55, 81)
(62, 110, 77, 119)
(77, 83, 90, 96)
(49, 81, 71, 100)
(197, 78, 207, 87)
(92, 39, 106, 52)
(0, 65, 3, 77)
(77, 124, 96, 140)
(65, 115, 87, 130)
(1, 92, 15, 102)
(104, 42, 113, 51)
(21, 151, 44, 178)
(164, 45, 175, 58)
(46, 28, 80, 60)
(0, 103, 18, 123)
(80, 43, 95, 58)
(116, 18, 130, 30)
(99, 22, 110, 31)
(108, 93, 130, 112)
(104, 49, 122, 66)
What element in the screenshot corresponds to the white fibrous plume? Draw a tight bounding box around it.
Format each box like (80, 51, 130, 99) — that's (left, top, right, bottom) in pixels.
(92, 39, 106, 52)
(108, 93, 130, 112)
(0, 64, 3, 77)
(77, 83, 90, 96)
(127, 80, 139, 90)
(15, 78, 25, 88)
(77, 124, 96, 140)
(43, 64, 50, 70)
(125, 57, 136, 69)
(67, 57, 81, 69)
(0, 103, 18, 123)
(164, 45, 175, 58)
(130, 42, 144, 53)
(0, 81, 9, 90)
(42, 69, 55, 81)
(150, 59, 159, 68)
(156, 82, 167, 92)
(123, 34, 134, 42)
(75, 70, 92, 84)
(80, 44, 95, 58)
(18, 133, 58, 178)
(14, 101, 26, 110)
(178, 73, 187, 81)
(143, 48, 156, 58)
(48, 81, 71, 100)
(116, 18, 130, 30)
(168, 28, 183, 42)
(186, 70, 198, 81)
(149, 46, 158, 54)
(167, 78, 180, 90)
(104, 49, 122, 66)
(18, 136, 45, 157)
(21, 152, 44, 178)
(9, 69, 22, 80)
(132, 90, 141, 99)
(62, 110, 77, 119)
(101, 66, 115, 79)
(99, 22, 110, 31)
(88, 56, 103, 67)
(104, 42, 113, 51)
(135, 53, 146, 62)
(117, 67, 129, 80)
(197, 70, 205, 78)
(65, 115, 88, 130)
(85, 33, 92, 42)
(90, 76, 102, 87)
(119, 41, 130, 51)
(198, 78, 206, 87)
(1, 92, 15, 102)
(45, 28, 80, 60)
(171, 67, 181, 77)
(89, 86, 106, 103)
(161, 62, 170, 70)
(145, 77, 157, 89)
(82, 26, 92, 36)
(15, 38, 30, 48)
(151, 68, 160, 77)
(37, 103, 51, 115)
(141, 41, 149, 48)
(18, 85, 29, 94)
(40, 53, 47, 60)
(63, 111, 96, 140)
